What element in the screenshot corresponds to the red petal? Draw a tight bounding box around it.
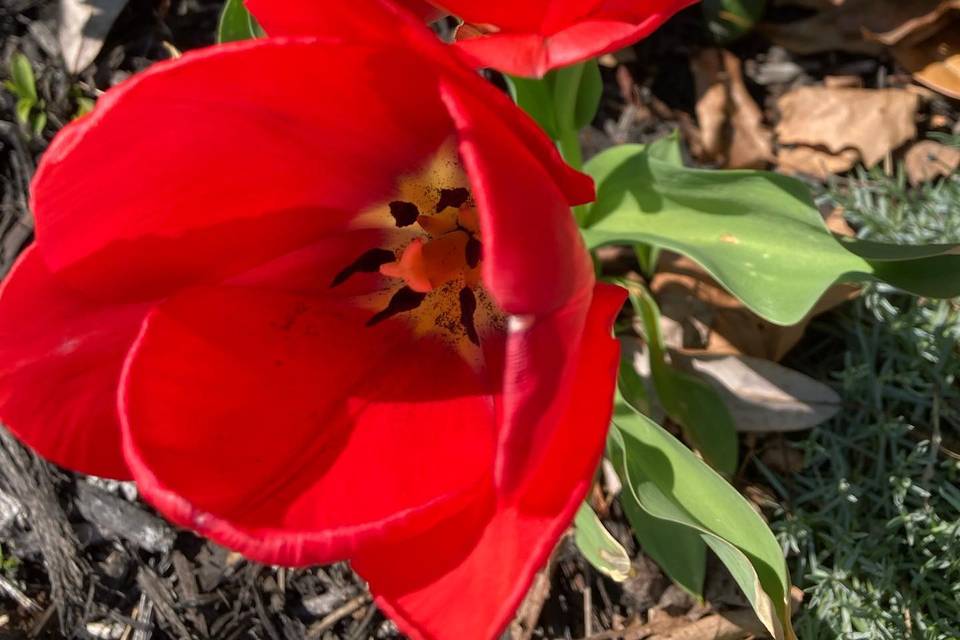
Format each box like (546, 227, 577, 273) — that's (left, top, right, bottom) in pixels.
(439, 79, 595, 315)
(451, 0, 698, 76)
(394, 0, 446, 21)
(0, 247, 148, 478)
(32, 38, 451, 301)
(353, 283, 625, 640)
(247, 0, 444, 32)
(119, 285, 496, 565)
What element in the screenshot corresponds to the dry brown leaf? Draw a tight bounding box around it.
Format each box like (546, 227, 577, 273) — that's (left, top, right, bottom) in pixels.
(904, 140, 960, 184)
(690, 49, 774, 169)
(894, 19, 960, 100)
(776, 86, 918, 172)
(646, 610, 766, 640)
(671, 352, 842, 433)
(777, 146, 860, 180)
(59, 0, 130, 74)
(865, 0, 960, 47)
(652, 253, 858, 362)
(822, 75, 863, 89)
(767, 0, 960, 100)
(824, 205, 856, 236)
(762, 0, 946, 55)
(760, 440, 806, 475)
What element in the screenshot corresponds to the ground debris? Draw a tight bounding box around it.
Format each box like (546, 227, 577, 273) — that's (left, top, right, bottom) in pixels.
(76, 482, 175, 554)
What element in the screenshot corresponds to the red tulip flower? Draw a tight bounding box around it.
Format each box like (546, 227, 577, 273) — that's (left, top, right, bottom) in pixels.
(436, 0, 699, 77)
(0, 2, 624, 639)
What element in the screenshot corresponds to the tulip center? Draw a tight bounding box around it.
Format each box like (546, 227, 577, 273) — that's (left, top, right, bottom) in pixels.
(331, 145, 503, 355)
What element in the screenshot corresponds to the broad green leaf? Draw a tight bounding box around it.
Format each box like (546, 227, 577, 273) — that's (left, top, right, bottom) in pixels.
(574, 502, 632, 582)
(9, 53, 37, 102)
(627, 282, 738, 475)
(218, 0, 264, 43)
(631, 131, 680, 276)
(505, 74, 559, 139)
(573, 59, 602, 130)
(611, 402, 795, 640)
(584, 144, 960, 325)
(618, 355, 652, 415)
(609, 428, 707, 598)
(646, 131, 684, 166)
(703, 0, 766, 43)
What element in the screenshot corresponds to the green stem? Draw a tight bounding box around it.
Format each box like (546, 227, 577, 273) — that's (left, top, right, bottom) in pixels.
(553, 63, 588, 223)
(553, 63, 585, 134)
(557, 125, 583, 172)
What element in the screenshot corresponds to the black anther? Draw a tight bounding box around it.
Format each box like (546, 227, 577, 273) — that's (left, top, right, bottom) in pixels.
(330, 248, 397, 288)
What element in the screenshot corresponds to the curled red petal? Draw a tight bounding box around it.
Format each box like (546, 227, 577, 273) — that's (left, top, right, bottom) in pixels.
(353, 283, 626, 640)
(120, 285, 496, 565)
(0, 247, 148, 478)
(449, 0, 700, 77)
(32, 37, 451, 302)
(439, 78, 595, 316)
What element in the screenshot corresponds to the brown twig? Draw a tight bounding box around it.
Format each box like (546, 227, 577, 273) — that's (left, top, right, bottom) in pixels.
(305, 594, 370, 639)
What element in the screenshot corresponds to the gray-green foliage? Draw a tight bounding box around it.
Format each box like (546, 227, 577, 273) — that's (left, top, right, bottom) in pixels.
(767, 169, 960, 640)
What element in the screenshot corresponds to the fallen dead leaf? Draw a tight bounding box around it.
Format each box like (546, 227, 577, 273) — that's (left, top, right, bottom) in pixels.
(59, 0, 130, 74)
(777, 146, 861, 180)
(652, 253, 859, 362)
(671, 352, 842, 433)
(646, 610, 763, 639)
(776, 86, 918, 175)
(762, 0, 947, 56)
(760, 439, 806, 475)
(823, 205, 856, 236)
(822, 75, 863, 89)
(863, 0, 960, 47)
(767, 0, 960, 100)
(894, 18, 960, 100)
(904, 140, 960, 184)
(690, 49, 774, 169)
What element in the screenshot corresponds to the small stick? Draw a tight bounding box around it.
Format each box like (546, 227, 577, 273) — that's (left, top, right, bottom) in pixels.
(305, 594, 370, 639)
(131, 593, 154, 640)
(0, 573, 41, 612)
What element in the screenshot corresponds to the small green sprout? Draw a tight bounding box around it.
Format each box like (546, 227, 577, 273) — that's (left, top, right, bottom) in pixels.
(4, 53, 47, 138)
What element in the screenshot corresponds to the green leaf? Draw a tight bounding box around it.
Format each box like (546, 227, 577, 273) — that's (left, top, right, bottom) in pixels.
(505, 74, 560, 139)
(9, 53, 37, 102)
(611, 401, 795, 640)
(703, 0, 766, 43)
(646, 131, 684, 166)
(506, 61, 599, 142)
(631, 132, 680, 275)
(573, 59, 602, 130)
(75, 96, 96, 119)
(627, 282, 738, 475)
(32, 109, 46, 137)
(618, 354, 652, 415)
(633, 243, 660, 278)
(15, 97, 32, 125)
(584, 144, 960, 325)
(218, 0, 264, 43)
(609, 428, 707, 598)
(574, 502, 633, 582)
